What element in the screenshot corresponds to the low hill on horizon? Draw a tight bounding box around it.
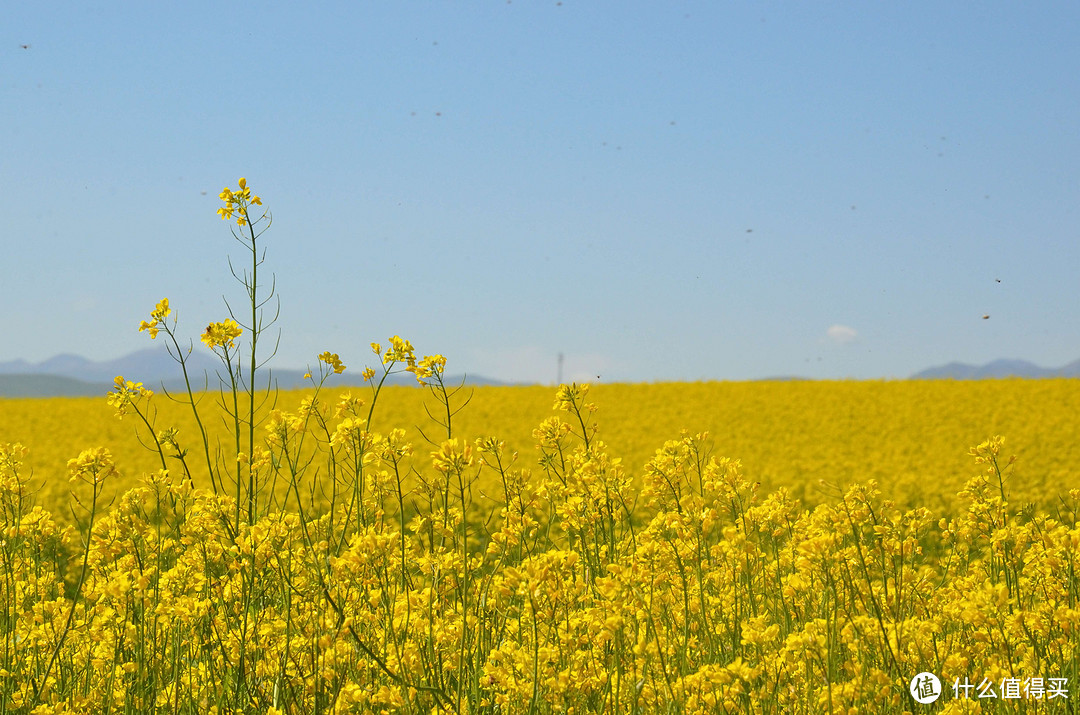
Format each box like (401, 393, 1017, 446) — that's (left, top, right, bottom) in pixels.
(911, 357, 1080, 379)
(0, 349, 507, 397)
(2, 351, 1079, 397)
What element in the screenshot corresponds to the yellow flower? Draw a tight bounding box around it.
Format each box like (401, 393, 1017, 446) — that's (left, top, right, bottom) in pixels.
(201, 319, 243, 350)
(334, 392, 365, 418)
(0, 442, 29, 482)
(138, 298, 171, 339)
(151, 297, 170, 320)
(330, 417, 368, 452)
(431, 438, 474, 474)
(105, 375, 153, 417)
(217, 177, 262, 227)
(318, 351, 346, 374)
(411, 354, 448, 384)
(382, 335, 416, 366)
(554, 382, 590, 411)
(67, 446, 117, 485)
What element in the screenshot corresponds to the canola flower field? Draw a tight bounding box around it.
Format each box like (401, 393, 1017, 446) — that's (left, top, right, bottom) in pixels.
(4, 378, 1080, 521)
(2, 179, 1079, 714)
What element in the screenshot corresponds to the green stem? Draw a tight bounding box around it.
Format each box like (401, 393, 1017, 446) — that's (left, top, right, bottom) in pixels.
(30, 481, 100, 708)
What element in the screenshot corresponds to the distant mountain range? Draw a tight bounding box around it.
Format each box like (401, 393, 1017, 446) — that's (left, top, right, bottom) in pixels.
(0, 348, 507, 397)
(0, 351, 1078, 397)
(910, 358, 1080, 379)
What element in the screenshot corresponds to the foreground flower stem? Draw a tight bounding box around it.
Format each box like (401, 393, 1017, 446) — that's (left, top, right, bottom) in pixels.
(245, 215, 258, 525)
(30, 474, 102, 709)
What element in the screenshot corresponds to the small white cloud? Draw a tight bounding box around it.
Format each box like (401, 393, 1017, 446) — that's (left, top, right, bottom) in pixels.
(826, 324, 858, 344)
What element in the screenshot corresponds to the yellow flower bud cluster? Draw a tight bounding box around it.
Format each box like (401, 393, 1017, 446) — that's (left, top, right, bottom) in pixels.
(137, 297, 170, 339)
(201, 319, 243, 351)
(318, 351, 346, 374)
(217, 177, 262, 227)
(410, 354, 447, 385)
(105, 375, 153, 418)
(67, 446, 117, 485)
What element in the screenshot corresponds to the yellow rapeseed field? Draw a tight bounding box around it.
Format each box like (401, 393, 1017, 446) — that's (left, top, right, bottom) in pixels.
(4, 378, 1078, 520)
(2, 179, 1078, 713)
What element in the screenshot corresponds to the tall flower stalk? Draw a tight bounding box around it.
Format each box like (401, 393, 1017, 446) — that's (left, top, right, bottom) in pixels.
(217, 177, 271, 528)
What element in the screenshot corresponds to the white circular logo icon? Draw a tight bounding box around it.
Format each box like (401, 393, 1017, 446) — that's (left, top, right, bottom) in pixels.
(910, 672, 942, 704)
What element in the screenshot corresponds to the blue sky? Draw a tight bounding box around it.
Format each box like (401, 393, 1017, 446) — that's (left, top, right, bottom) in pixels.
(4, 2, 1078, 384)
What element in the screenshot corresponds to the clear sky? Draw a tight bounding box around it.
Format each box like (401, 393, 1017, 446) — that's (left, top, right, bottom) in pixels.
(4, 2, 1079, 384)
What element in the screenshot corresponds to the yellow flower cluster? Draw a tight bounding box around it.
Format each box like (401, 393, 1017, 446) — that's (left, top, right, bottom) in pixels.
(217, 177, 262, 227)
(412, 353, 447, 384)
(137, 297, 170, 339)
(104, 375, 153, 418)
(318, 350, 346, 374)
(201, 319, 243, 351)
(66, 445, 117, 485)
